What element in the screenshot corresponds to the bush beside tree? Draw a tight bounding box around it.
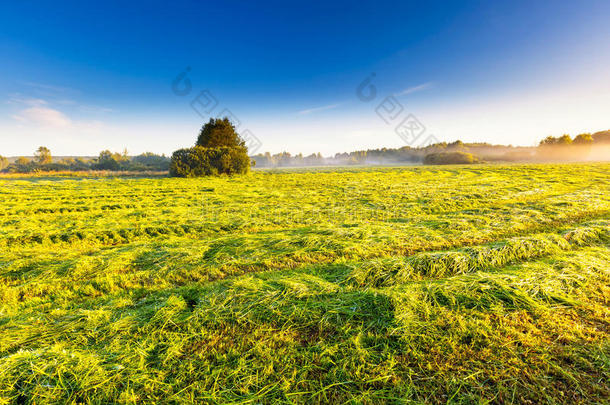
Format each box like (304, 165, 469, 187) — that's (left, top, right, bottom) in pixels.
(170, 146, 250, 177)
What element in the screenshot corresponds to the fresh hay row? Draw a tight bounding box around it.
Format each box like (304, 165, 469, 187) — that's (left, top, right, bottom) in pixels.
(347, 221, 610, 287)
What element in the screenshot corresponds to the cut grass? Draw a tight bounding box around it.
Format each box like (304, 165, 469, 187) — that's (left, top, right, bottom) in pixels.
(1, 246, 608, 403)
(0, 163, 609, 403)
(347, 221, 610, 287)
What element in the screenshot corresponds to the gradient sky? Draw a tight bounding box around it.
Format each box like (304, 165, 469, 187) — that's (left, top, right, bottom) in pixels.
(2, 0, 610, 156)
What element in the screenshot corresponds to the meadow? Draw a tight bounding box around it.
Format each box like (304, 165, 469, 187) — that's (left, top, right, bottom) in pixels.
(0, 163, 609, 404)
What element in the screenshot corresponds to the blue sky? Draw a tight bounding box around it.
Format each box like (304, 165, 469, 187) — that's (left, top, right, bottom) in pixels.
(1, 0, 610, 156)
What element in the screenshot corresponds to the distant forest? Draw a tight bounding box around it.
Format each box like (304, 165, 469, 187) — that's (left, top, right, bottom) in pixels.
(2, 130, 609, 173)
(251, 130, 610, 167)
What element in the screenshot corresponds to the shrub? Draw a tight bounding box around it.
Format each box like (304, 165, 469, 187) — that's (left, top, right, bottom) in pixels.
(93, 150, 124, 170)
(169, 146, 250, 177)
(423, 151, 479, 165)
(7, 157, 36, 173)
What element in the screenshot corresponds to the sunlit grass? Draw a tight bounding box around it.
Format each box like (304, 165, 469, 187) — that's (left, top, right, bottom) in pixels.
(0, 163, 608, 403)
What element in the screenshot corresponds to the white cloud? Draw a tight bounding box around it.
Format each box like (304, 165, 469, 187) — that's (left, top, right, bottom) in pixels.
(395, 82, 434, 97)
(8, 94, 112, 131)
(13, 106, 72, 128)
(7, 96, 48, 107)
(298, 103, 342, 115)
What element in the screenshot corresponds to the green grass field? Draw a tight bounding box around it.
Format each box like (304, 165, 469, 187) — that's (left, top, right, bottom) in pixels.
(1, 163, 609, 404)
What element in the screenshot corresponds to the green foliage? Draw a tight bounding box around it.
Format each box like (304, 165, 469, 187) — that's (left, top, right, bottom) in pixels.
(0, 155, 8, 170)
(171, 118, 251, 177)
(423, 151, 479, 165)
(540, 134, 573, 147)
(539, 135, 558, 146)
(93, 150, 128, 170)
(132, 152, 170, 171)
(1, 152, 173, 174)
(9, 157, 35, 173)
(170, 146, 250, 177)
(34, 146, 52, 164)
(0, 164, 609, 403)
(196, 117, 246, 148)
(573, 133, 594, 145)
(557, 134, 573, 145)
(447, 140, 464, 149)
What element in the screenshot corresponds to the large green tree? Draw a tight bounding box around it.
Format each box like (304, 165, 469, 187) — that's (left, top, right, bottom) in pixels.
(196, 117, 245, 148)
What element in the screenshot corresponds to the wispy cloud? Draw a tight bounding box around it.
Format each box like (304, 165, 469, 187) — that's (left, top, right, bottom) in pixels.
(19, 81, 78, 95)
(7, 95, 49, 107)
(13, 106, 72, 128)
(79, 105, 114, 114)
(298, 103, 342, 115)
(9, 94, 111, 131)
(10, 96, 71, 128)
(395, 82, 434, 97)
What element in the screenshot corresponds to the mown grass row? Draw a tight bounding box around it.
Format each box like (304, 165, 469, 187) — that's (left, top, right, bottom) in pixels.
(347, 221, 610, 287)
(1, 220, 607, 329)
(0, 178, 593, 216)
(1, 180, 604, 226)
(1, 245, 608, 403)
(2, 197, 608, 259)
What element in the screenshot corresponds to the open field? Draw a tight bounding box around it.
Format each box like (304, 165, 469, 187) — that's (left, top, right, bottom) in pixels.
(0, 163, 609, 403)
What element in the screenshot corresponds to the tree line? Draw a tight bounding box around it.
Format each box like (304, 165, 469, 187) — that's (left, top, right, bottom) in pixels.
(2, 127, 609, 174)
(0, 147, 170, 173)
